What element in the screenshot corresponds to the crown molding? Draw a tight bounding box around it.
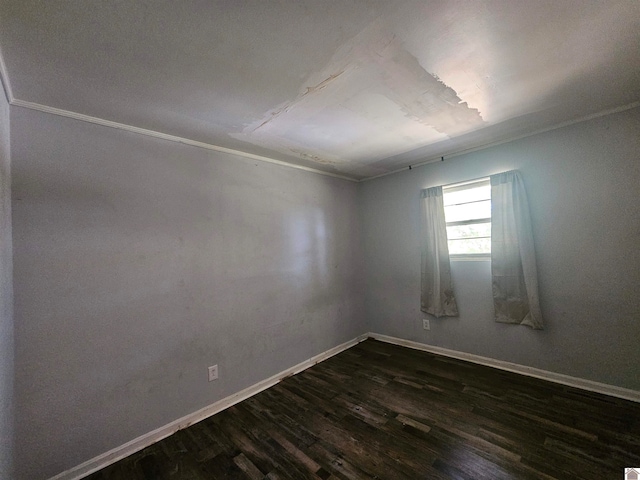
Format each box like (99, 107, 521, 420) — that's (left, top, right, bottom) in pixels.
(9, 98, 359, 182)
(362, 100, 640, 182)
(6, 83, 639, 184)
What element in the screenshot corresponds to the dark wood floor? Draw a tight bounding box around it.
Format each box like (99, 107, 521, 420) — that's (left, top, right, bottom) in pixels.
(86, 339, 640, 479)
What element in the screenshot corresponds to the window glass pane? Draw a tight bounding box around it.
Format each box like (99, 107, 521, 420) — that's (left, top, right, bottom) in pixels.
(444, 200, 491, 223)
(448, 237, 491, 255)
(446, 222, 491, 240)
(443, 184, 490, 206)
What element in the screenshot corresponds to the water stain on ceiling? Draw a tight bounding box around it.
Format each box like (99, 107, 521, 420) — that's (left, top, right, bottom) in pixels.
(231, 20, 484, 174)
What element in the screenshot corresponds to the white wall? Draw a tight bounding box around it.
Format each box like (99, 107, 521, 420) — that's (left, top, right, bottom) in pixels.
(360, 106, 640, 390)
(10, 101, 640, 480)
(11, 107, 364, 480)
(0, 84, 13, 479)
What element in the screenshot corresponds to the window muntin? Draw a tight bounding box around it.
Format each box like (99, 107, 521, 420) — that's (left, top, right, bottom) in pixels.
(443, 179, 491, 256)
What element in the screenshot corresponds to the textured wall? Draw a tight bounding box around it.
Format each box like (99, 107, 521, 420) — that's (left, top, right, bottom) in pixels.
(360, 106, 640, 390)
(11, 107, 364, 480)
(0, 85, 13, 479)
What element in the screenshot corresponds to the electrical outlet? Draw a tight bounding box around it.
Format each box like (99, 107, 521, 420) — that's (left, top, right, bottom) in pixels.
(208, 364, 218, 382)
(423, 319, 430, 330)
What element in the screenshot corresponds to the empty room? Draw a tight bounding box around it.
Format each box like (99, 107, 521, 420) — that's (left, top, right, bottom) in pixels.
(1, 1, 639, 479)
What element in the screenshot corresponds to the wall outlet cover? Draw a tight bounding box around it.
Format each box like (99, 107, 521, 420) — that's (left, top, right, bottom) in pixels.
(423, 319, 430, 330)
(208, 365, 218, 382)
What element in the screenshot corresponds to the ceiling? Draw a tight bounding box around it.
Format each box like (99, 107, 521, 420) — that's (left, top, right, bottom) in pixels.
(1, 0, 639, 180)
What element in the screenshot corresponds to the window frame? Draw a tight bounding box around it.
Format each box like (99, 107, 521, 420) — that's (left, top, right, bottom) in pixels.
(442, 177, 491, 261)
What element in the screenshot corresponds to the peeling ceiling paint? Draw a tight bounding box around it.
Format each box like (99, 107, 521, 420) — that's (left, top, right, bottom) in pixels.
(1, 0, 639, 179)
(231, 20, 485, 172)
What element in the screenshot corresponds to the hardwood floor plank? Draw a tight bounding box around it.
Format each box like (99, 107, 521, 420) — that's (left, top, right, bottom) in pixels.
(232, 453, 263, 480)
(269, 430, 322, 474)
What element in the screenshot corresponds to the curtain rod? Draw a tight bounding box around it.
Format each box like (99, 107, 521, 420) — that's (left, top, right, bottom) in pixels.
(442, 176, 490, 190)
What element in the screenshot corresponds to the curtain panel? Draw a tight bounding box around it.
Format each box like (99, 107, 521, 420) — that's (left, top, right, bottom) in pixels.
(420, 186, 459, 318)
(490, 170, 544, 329)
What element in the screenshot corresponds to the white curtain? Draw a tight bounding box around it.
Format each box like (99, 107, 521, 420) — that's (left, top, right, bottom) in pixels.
(490, 170, 544, 329)
(420, 186, 459, 318)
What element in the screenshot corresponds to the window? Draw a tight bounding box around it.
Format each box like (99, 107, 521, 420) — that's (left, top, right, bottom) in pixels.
(443, 178, 491, 256)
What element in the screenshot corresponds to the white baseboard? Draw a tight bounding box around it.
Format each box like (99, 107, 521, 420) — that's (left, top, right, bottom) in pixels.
(367, 332, 640, 403)
(49, 334, 368, 480)
(47, 331, 640, 480)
